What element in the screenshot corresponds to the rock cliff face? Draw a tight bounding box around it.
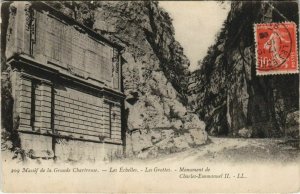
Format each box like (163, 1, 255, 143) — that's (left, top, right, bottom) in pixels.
(189, 2, 299, 138)
(40, 1, 207, 158)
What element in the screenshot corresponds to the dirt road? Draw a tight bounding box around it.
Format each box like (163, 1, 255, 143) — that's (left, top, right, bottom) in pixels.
(140, 137, 300, 164)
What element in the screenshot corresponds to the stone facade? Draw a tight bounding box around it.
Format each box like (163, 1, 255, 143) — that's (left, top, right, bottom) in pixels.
(5, 2, 125, 161)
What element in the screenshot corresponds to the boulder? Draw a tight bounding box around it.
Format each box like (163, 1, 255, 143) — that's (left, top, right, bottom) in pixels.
(189, 128, 207, 145)
(173, 135, 190, 149)
(183, 133, 194, 145)
(156, 138, 174, 151)
(286, 111, 299, 127)
(238, 128, 252, 138)
(183, 114, 206, 130)
(150, 130, 162, 144)
(172, 120, 183, 130)
(127, 130, 153, 153)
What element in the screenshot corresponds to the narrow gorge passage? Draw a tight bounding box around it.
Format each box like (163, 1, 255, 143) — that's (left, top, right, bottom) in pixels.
(1, 1, 299, 193)
(187, 1, 299, 142)
(1, 1, 299, 163)
(161, 1, 299, 162)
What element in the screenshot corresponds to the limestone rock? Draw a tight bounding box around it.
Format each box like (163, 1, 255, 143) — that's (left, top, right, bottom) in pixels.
(156, 138, 174, 151)
(173, 136, 190, 149)
(183, 114, 206, 130)
(161, 130, 174, 139)
(163, 102, 171, 116)
(93, 20, 116, 32)
(183, 133, 194, 145)
(172, 120, 183, 130)
(47, 1, 209, 159)
(127, 101, 146, 129)
(238, 128, 252, 138)
(189, 128, 207, 145)
(168, 100, 187, 119)
(150, 130, 162, 144)
(128, 130, 153, 154)
(166, 82, 177, 99)
(188, 1, 298, 138)
(286, 111, 299, 127)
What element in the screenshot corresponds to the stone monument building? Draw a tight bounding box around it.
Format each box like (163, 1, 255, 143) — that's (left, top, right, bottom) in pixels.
(5, 2, 125, 161)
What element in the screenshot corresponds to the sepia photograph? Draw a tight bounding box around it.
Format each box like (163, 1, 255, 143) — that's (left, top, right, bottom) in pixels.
(1, 1, 299, 192)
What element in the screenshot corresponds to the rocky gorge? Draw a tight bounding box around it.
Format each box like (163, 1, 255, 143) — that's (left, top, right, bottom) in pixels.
(85, 1, 208, 158)
(1, 1, 207, 160)
(1, 1, 299, 162)
(188, 1, 299, 138)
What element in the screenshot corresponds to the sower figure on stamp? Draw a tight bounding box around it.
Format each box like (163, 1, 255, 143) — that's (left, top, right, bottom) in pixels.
(263, 28, 291, 68)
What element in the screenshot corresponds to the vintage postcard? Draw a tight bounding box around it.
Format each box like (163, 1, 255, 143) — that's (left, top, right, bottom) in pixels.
(1, 1, 299, 193)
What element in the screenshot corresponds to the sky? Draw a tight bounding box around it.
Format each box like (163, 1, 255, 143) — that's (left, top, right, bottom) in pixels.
(159, 1, 230, 71)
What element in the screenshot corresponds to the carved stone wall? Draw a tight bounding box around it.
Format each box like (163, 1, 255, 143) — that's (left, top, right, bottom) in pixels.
(5, 2, 125, 161)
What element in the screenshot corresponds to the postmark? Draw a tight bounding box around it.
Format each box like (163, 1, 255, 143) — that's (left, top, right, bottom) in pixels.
(254, 22, 298, 75)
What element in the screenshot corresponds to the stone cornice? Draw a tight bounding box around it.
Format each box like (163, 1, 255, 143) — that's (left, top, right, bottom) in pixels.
(7, 54, 126, 100)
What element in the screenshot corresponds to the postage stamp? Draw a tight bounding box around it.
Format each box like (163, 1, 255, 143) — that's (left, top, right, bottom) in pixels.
(254, 22, 298, 75)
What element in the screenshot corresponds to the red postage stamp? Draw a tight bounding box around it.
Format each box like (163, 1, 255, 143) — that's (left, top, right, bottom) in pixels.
(254, 22, 298, 75)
